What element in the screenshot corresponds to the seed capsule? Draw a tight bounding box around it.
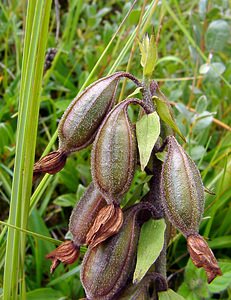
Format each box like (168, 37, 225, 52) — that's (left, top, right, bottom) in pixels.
(59, 72, 124, 153)
(91, 98, 151, 204)
(34, 72, 140, 178)
(80, 202, 156, 300)
(69, 182, 107, 246)
(160, 136, 204, 236)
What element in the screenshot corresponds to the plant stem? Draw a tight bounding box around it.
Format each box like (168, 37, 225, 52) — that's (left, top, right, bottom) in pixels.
(2, 1, 52, 299)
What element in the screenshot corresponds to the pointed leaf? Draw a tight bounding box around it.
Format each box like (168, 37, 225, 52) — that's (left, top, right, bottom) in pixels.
(159, 289, 186, 300)
(133, 219, 166, 283)
(153, 96, 185, 142)
(144, 35, 158, 77)
(136, 112, 160, 171)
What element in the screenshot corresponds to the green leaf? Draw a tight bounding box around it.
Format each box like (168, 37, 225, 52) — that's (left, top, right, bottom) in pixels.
(127, 87, 142, 98)
(158, 289, 185, 300)
(26, 288, 64, 300)
(53, 193, 76, 207)
(207, 62, 226, 79)
(195, 95, 207, 113)
(153, 96, 185, 142)
(205, 20, 230, 52)
(138, 35, 158, 77)
(190, 146, 206, 161)
(178, 259, 209, 299)
(156, 55, 186, 68)
(208, 261, 231, 293)
(133, 219, 166, 283)
(136, 112, 160, 171)
(208, 236, 231, 249)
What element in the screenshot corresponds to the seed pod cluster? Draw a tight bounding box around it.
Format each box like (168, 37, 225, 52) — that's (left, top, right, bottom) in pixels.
(42, 72, 221, 298)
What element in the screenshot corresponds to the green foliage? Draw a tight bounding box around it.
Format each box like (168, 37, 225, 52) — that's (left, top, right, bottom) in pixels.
(139, 35, 158, 78)
(133, 219, 166, 283)
(159, 289, 185, 300)
(136, 112, 160, 171)
(0, 0, 230, 299)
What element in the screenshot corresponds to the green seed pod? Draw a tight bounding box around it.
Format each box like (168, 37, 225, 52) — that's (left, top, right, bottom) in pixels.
(59, 72, 124, 153)
(69, 182, 107, 246)
(80, 202, 156, 300)
(160, 136, 204, 236)
(91, 98, 151, 204)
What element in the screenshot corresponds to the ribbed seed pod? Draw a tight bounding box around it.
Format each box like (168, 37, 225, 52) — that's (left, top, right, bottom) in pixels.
(34, 72, 140, 178)
(80, 202, 156, 300)
(69, 182, 107, 246)
(46, 183, 107, 273)
(91, 98, 151, 204)
(160, 136, 204, 236)
(59, 72, 123, 153)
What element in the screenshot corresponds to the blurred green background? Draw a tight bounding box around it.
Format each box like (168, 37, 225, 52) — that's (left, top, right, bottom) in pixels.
(0, 0, 230, 299)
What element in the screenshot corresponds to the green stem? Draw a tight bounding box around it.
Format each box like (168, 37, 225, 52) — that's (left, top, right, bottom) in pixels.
(2, 1, 52, 299)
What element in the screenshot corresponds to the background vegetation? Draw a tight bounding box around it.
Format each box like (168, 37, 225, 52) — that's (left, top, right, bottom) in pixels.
(0, 0, 230, 299)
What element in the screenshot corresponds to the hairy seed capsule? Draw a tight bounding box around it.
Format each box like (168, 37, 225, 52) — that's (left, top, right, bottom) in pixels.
(160, 136, 221, 283)
(160, 136, 204, 236)
(46, 183, 107, 273)
(69, 182, 107, 246)
(80, 202, 156, 300)
(91, 98, 151, 204)
(59, 72, 123, 153)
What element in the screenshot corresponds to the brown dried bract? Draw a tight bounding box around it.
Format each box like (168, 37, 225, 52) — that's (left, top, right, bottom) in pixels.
(33, 150, 67, 180)
(187, 234, 222, 283)
(86, 203, 123, 248)
(46, 240, 79, 274)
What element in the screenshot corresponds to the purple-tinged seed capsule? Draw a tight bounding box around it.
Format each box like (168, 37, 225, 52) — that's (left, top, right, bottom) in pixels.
(34, 72, 141, 179)
(160, 135, 204, 236)
(69, 182, 107, 246)
(80, 202, 157, 300)
(160, 136, 221, 283)
(91, 98, 151, 204)
(46, 183, 106, 273)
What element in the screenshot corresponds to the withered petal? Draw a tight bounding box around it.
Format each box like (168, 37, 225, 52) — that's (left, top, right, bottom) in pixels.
(86, 203, 123, 248)
(33, 150, 67, 179)
(46, 240, 79, 274)
(187, 234, 222, 283)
